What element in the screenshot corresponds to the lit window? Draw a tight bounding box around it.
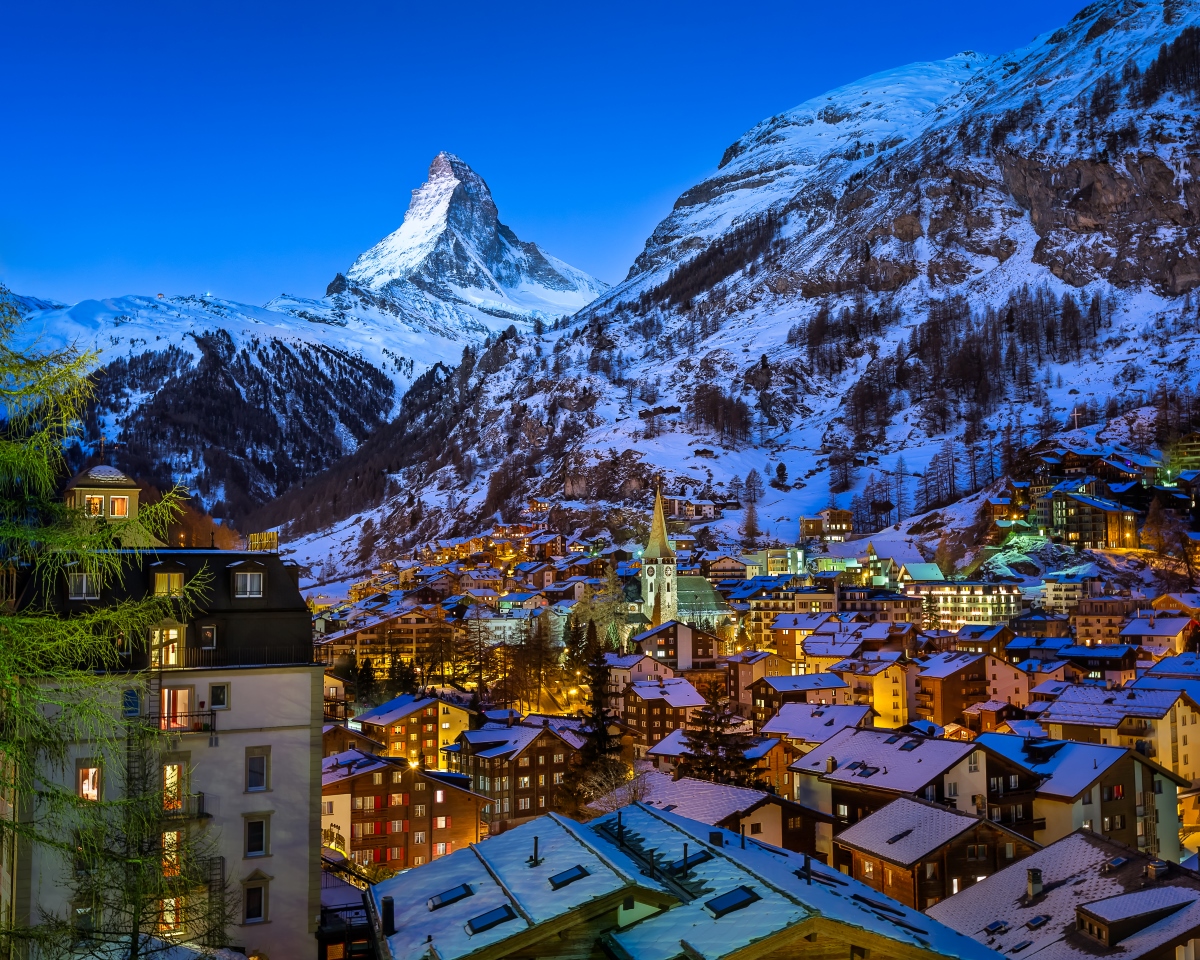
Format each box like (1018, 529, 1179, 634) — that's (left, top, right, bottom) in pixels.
(162, 829, 181, 876)
(154, 572, 184, 597)
(84, 495, 104, 516)
(435, 790, 445, 803)
(159, 895, 183, 931)
(163, 763, 183, 810)
(109, 496, 129, 518)
(78, 766, 100, 802)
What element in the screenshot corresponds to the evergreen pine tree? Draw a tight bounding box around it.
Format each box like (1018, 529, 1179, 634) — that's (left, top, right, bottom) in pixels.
(680, 681, 762, 788)
(922, 593, 942, 632)
(357, 657, 377, 704)
(559, 625, 624, 812)
(741, 501, 761, 549)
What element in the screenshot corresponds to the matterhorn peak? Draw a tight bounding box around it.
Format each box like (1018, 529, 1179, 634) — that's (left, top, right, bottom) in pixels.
(344, 152, 605, 321)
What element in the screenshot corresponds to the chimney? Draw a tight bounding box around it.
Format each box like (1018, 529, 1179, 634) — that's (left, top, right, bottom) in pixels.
(825, 756, 837, 774)
(1027, 868, 1043, 900)
(382, 895, 395, 936)
(542, 717, 550, 728)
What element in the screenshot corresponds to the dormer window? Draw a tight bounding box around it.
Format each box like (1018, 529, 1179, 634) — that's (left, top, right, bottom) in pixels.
(68, 571, 100, 601)
(234, 572, 263, 598)
(154, 572, 184, 597)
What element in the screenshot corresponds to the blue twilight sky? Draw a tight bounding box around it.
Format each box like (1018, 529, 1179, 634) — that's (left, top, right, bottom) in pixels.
(2, 0, 1088, 306)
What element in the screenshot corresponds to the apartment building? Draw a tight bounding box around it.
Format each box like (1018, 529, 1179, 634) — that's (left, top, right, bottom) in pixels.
(351, 694, 474, 769)
(828, 654, 918, 728)
(723, 649, 794, 717)
(42, 546, 322, 959)
(1072, 596, 1139, 646)
(321, 749, 487, 871)
(622, 678, 706, 751)
(916, 652, 1027, 727)
(602, 651, 674, 714)
(902, 580, 1022, 629)
(748, 674, 850, 728)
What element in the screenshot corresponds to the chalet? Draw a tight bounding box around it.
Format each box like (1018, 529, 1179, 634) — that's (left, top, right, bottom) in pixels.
(603, 652, 674, 714)
(352, 695, 475, 769)
(704, 554, 748, 581)
(768, 611, 836, 660)
(1056, 643, 1139, 683)
(1049, 490, 1138, 548)
(955, 623, 1015, 657)
(322, 722, 384, 758)
(962, 700, 1025, 736)
(449, 719, 584, 832)
(631, 620, 720, 670)
(837, 585, 923, 624)
(366, 805, 1001, 960)
(833, 797, 1039, 909)
(321, 749, 487, 871)
(896, 562, 946, 588)
(789, 727, 1043, 864)
(1011, 609, 1072, 637)
(1119, 613, 1197, 659)
(1039, 685, 1200, 785)
(760, 702, 874, 757)
(802, 507, 853, 542)
(645, 728, 791, 795)
(973, 733, 1185, 858)
(748, 674, 850, 727)
(723, 649, 794, 716)
(916, 652, 1027, 727)
(928, 831, 1200, 960)
(622, 678, 706, 752)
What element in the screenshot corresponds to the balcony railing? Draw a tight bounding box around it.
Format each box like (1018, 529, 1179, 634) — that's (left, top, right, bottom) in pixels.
(162, 792, 208, 819)
(153, 710, 216, 733)
(324, 698, 354, 721)
(154, 644, 314, 669)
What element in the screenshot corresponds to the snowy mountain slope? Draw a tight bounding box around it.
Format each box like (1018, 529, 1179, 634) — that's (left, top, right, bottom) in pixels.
(18, 153, 604, 521)
(269, 0, 1200, 585)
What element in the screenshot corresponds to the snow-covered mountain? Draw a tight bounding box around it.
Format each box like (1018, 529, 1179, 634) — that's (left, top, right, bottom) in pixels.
(17, 153, 604, 522)
(267, 0, 1200, 585)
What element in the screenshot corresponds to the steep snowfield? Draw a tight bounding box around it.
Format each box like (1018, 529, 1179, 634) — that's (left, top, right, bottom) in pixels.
(278, 0, 1200, 585)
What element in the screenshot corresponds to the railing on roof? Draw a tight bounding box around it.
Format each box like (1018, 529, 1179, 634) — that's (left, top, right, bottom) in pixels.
(247, 531, 279, 552)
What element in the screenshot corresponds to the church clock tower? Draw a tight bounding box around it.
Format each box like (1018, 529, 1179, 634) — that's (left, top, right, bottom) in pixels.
(641, 489, 677, 627)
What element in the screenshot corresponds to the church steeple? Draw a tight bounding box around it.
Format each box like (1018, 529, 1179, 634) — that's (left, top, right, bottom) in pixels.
(644, 489, 675, 561)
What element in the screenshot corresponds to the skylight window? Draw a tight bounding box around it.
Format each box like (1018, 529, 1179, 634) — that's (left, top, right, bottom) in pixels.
(669, 849, 713, 873)
(985, 920, 1010, 935)
(857, 766, 879, 778)
(852, 893, 905, 916)
(885, 735, 902, 744)
(548, 864, 589, 890)
(466, 904, 517, 935)
(900, 740, 921, 752)
(886, 829, 913, 844)
(428, 883, 473, 911)
(1027, 916, 1050, 929)
(1108, 857, 1129, 869)
(705, 886, 761, 919)
(1010, 941, 1033, 953)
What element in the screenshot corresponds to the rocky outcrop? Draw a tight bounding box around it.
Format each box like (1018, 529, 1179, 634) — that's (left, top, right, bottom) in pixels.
(998, 151, 1200, 293)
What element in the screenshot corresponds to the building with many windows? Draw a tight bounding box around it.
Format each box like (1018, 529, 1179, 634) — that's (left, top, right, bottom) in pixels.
(902, 580, 1022, 629)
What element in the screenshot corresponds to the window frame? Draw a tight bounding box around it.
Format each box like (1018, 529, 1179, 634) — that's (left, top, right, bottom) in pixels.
(242, 877, 269, 924)
(245, 747, 271, 793)
(233, 569, 265, 599)
(67, 570, 101, 601)
(76, 760, 101, 802)
(243, 813, 272, 859)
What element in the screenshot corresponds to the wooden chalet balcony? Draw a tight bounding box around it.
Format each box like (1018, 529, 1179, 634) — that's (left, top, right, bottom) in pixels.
(325, 698, 353, 721)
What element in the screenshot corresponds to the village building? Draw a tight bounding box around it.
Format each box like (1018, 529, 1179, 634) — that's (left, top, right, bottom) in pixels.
(321, 749, 487, 870)
(602, 651, 674, 714)
(1119, 613, 1198, 659)
(928, 831, 1200, 960)
(630, 620, 720, 670)
(366, 804, 999, 960)
(833, 796, 1039, 909)
(837, 585, 923, 624)
(723, 649, 795, 717)
(767, 611, 837, 660)
(801, 507, 853, 541)
(351, 694, 474, 770)
(760, 702, 874, 757)
(902, 580, 1022, 629)
(828, 653, 919, 728)
(1072, 595, 1140, 646)
(916, 652, 1027, 727)
(622, 677, 706, 752)
(974, 733, 1185, 859)
(448, 719, 584, 833)
(748, 674, 850, 728)
(644, 728, 792, 795)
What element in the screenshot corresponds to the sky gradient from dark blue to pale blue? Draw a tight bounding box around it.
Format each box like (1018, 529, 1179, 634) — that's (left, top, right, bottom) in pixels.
(2, 0, 1089, 305)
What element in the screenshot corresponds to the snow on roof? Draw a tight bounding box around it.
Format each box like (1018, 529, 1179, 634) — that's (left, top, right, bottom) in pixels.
(724, 649, 773, 665)
(803, 637, 865, 659)
(928, 831, 1200, 960)
(757, 674, 848, 693)
(628, 678, 706, 708)
(760, 703, 872, 743)
(963, 699, 1015, 714)
(647, 727, 774, 761)
(1039, 686, 1185, 726)
(321, 749, 392, 788)
(1146, 653, 1200, 678)
(352, 694, 438, 727)
(597, 803, 1001, 960)
(605, 651, 653, 670)
(918, 651, 985, 679)
(834, 797, 997, 866)
(1121, 616, 1195, 637)
(618, 770, 770, 823)
(972, 734, 1125, 799)
(460, 721, 583, 758)
(769, 612, 835, 631)
(998, 719, 1047, 739)
(790, 727, 973, 791)
(900, 562, 945, 581)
